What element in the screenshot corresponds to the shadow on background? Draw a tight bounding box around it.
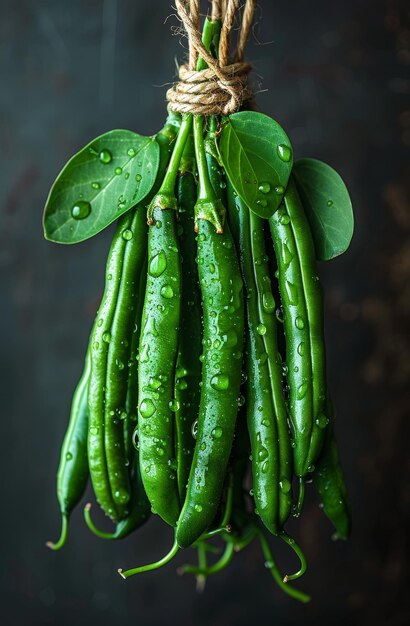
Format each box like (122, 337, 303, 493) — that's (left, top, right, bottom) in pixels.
(0, 0, 409, 624)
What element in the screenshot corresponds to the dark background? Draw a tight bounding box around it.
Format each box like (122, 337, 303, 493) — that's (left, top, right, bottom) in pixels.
(1, 0, 409, 624)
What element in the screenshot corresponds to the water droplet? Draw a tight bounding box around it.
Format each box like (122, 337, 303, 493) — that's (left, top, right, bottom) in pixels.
(277, 144, 292, 162)
(297, 382, 308, 399)
(194, 503, 203, 512)
(295, 316, 305, 330)
(315, 413, 329, 429)
(280, 479, 291, 493)
(258, 182, 271, 194)
(65, 451, 73, 461)
(191, 419, 198, 439)
(275, 185, 284, 195)
(258, 446, 269, 462)
(116, 359, 124, 370)
(281, 243, 293, 268)
(211, 426, 223, 439)
(135, 173, 142, 182)
(276, 306, 284, 323)
(102, 331, 111, 343)
(169, 399, 180, 412)
(160, 284, 174, 299)
(115, 167, 122, 175)
(297, 342, 305, 356)
(237, 394, 245, 407)
(279, 211, 290, 225)
(285, 280, 298, 305)
(213, 338, 221, 349)
(327, 200, 333, 207)
(209, 263, 216, 274)
(107, 273, 112, 281)
(262, 292, 275, 313)
(97, 318, 104, 327)
(261, 460, 269, 473)
(257, 198, 268, 208)
(71, 200, 91, 220)
(99, 149, 112, 164)
(257, 323, 267, 335)
(91, 182, 100, 190)
(93, 341, 99, 350)
(127, 148, 136, 157)
(211, 374, 230, 391)
(132, 429, 139, 449)
(122, 229, 133, 240)
(140, 398, 156, 418)
(149, 250, 167, 277)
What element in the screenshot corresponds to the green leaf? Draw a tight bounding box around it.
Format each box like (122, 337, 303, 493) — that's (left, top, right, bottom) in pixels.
(218, 111, 293, 218)
(43, 130, 159, 244)
(293, 158, 354, 261)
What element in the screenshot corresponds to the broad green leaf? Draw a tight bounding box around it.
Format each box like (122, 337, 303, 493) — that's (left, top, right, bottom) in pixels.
(218, 111, 293, 218)
(293, 158, 354, 261)
(43, 130, 159, 244)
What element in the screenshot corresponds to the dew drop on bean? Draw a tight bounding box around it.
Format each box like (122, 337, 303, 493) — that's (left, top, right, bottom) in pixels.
(295, 316, 305, 330)
(262, 292, 275, 313)
(169, 399, 180, 412)
(102, 331, 111, 343)
(149, 250, 167, 277)
(297, 382, 308, 399)
(140, 398, 156, 418)
(315, 414, 329, 429)
(161, 284, 174, 299)
(210, 374, 229, 391)
(211, 426, 223, 439)
(122, 229, 133, 240)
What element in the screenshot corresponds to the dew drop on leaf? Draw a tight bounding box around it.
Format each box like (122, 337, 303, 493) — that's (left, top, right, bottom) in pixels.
(99, 149, 112, 164)
(277, 144, 292, 162)
(71, 200, 91, 220)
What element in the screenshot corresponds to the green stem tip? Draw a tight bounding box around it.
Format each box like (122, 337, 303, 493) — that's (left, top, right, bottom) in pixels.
(118, 538, 179, 579)
(46, 514, 68, 551)
(279, 532, 308, 582)
(84, 503, 116, 540)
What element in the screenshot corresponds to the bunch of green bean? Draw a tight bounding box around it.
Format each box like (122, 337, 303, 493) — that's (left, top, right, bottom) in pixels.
(46, 16, 351, 604)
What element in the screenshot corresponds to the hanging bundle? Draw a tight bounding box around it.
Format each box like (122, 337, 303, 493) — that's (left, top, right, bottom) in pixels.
(43, 0, 354, 602)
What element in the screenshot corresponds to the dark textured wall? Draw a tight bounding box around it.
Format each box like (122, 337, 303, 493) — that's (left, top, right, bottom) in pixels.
(1, 0, 409, 624)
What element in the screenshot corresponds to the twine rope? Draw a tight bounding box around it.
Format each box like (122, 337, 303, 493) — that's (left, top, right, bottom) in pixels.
(167, 0, 256, 116)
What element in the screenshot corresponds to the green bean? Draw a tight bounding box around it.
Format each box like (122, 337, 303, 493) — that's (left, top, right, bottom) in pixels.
(137, 115, 192, 526)
(175, 115, 244, 548)
(269, 192, 314, 477)
(284, 177, 328, 470)
(175, 133, 202, 502)
(47, 347, 90, 549)
(313, 396, 351, 539)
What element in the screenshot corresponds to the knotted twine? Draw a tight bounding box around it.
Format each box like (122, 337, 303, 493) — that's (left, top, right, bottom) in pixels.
(166, 0, 256, 116)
